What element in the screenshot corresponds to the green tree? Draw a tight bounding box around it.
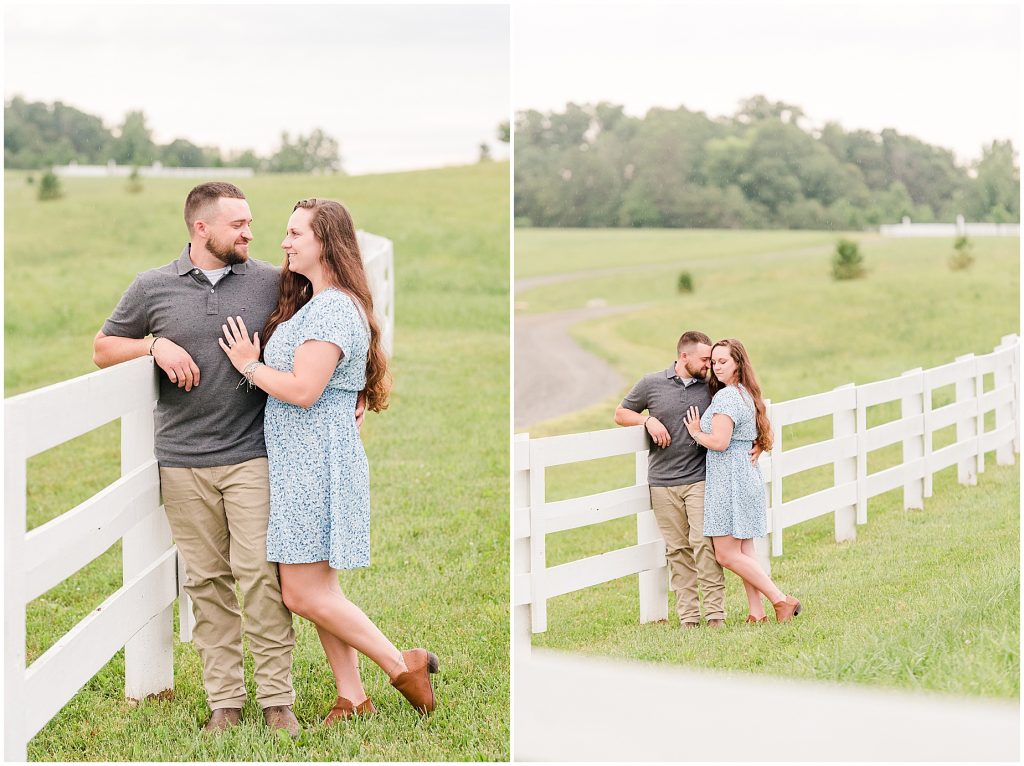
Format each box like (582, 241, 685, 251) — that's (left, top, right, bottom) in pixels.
(832, 238, 865, 280)
(268, 129, 342, 173)
(38, 170, 62, 201)
(111, 111, 156, 166)
(160, 138, 205, 167)
(966, 140, 1019, 222)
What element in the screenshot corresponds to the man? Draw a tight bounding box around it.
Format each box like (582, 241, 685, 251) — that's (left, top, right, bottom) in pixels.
(93, 182, 299, 736)
(615, 330, 730, 629)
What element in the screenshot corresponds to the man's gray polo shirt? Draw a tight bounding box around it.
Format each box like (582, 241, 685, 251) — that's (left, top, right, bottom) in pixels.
(102, 245, 280, 468)
(621, 364, 713, 487)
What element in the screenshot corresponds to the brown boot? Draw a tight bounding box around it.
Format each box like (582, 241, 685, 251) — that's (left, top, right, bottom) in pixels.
(390, 648, 440, 714)
(263, 704, 301, 739)
(773, 595, 802, 623)
(202, 707, 241, 733)
(323, 696, 376, 725)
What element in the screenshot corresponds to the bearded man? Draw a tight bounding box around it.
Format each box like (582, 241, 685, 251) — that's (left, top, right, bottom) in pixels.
(614, 330, 729, 629)
(93, 182, 299, 736)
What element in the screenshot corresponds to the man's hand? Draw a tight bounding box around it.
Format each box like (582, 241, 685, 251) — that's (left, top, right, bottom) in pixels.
(749, 443, 763, 466)
(152, 337, 201, 391)
(645, 416, 671, 448)
(355, 391, 366, 431)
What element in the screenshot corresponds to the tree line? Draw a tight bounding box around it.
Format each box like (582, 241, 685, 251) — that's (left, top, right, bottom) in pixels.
(4, 96, 342, 173)
(514, 96, 1020, 229)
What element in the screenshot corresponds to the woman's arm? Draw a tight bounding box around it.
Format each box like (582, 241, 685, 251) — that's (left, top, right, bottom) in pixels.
(684, 405, 734, 451)
(220, 316, 342, 409)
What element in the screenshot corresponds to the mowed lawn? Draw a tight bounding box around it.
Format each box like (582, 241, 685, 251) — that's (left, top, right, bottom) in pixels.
(5, 163, 509, 761)
(515, 227, 1019, 700)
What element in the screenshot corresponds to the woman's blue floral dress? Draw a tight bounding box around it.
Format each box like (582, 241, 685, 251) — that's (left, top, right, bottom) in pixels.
(264, 288, 370, 570)
(700, 384, 767, 539)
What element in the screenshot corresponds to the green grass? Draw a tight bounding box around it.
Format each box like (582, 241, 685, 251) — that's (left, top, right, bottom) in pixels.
(515, 226, 1019, 699)
(6, 163, 509, 761)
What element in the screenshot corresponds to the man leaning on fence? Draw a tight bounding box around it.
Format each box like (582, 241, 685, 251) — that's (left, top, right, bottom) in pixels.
(92, 182, 301, 736)
(614, 330, 735, 629)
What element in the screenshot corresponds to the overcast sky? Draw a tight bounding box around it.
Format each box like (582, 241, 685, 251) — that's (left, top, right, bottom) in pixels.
(4, 4, 510, 174)
(513, 2, 1020, 165)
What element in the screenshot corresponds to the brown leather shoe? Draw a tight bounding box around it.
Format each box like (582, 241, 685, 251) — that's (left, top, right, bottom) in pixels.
(681, 621, 700, 629)
(263, 704, 300, 739)
(390, 648, 439, 714)
(707, 619, 725, 628)
(202, 707, 241, 733)
(744, 615, 769, 624)
(324, 695, 376, 725)
(773, 595, 802, 623)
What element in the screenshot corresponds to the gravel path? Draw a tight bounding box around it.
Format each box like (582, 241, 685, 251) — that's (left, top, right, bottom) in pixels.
(514, 304, 642, 430)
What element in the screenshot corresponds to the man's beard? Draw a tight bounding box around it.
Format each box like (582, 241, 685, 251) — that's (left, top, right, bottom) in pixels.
(207, 234, 249, 266)
(686, 361, 707, 380)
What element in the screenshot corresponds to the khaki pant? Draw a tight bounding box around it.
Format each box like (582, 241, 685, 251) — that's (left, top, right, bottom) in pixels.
(650, 481, 726, 624)
(160, 457, 295, 710)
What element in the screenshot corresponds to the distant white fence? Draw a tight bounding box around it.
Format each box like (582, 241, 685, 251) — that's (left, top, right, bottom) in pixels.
(880, 215, 1020, 237)
(514, 334, 1019, 637)
(4, 234, 394, 761)
(53, 161, 254, 178)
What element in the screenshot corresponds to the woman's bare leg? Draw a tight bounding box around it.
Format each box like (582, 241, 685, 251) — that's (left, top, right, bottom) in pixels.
(280, 562, 407, 680)
(712, 536, 785, 605)
(739, 538, 767, 619)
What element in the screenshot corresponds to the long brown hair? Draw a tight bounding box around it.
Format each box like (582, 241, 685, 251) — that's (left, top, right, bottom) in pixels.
(707, 338, 773, 451)
(262, 198, 390, 411)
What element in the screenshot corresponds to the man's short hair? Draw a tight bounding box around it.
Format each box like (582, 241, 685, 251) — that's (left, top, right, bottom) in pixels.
(184, 182, 246, 236)
(677, 330, 712, 355)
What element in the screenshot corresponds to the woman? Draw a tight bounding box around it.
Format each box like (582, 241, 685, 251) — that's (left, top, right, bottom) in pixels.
(683, 338, 802, 624)
(220, 198, 438, 723)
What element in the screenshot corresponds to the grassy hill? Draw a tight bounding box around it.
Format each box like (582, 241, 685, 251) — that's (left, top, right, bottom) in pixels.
(5, 162, 510, 761)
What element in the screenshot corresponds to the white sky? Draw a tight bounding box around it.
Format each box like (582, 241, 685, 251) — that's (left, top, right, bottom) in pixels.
(512, 2, 1020, 165)
(4, 4, 510, 175)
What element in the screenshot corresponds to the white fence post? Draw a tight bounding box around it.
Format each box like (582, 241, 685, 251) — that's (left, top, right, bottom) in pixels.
(922, 370, 935, 499)
(514, 434, 533, 656)
(902, 369, 925, 510)
(995, 336, 1016, 465)
(833, 384, 857, 542)
(769, 405, 783, 556)
(121, 405, 175, 700)
(754, 400, 771, 575)
(635, 451, 667, 624)
(955, 354, 978, 486)
(1011, 336, 1020, 455)
(528, 446, 548, 633)
(854, 389, 869, 525)
(4, 410, 29, 761)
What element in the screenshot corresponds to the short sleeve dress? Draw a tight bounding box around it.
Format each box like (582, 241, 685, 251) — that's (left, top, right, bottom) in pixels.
(700, 384, 767, 539)
(263, 288, 371, 570)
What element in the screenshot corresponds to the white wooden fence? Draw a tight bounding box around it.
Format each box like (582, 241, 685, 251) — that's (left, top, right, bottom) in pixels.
(880, 215, 1020, 237)
(514, 334, 1019, 637)
(4, 234, 394, 761)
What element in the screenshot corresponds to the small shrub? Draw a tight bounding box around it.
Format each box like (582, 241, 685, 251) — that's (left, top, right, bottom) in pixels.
(26, 175, 35, 185)
(832, 238, 865, 280)
(949, 235, 974, 271)
(37, 170, 62, 201)
(127, 165, 144, 194)
(677, 271, 694, 293)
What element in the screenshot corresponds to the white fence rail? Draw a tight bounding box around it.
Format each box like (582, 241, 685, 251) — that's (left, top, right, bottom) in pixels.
(514, 335, 1019, 638)
(4, 235, 394, 761)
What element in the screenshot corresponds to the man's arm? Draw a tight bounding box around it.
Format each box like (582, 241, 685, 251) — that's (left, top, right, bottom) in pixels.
(614, 404, 671, 448)
(93, 331, 201, 391)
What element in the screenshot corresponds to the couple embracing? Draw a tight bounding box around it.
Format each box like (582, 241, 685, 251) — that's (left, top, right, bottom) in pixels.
(615, 330, 802, 627)
(93, 182, 437, 736)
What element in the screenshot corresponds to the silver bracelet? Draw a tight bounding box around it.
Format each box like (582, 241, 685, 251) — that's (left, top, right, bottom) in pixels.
(237, 360, 264, 391)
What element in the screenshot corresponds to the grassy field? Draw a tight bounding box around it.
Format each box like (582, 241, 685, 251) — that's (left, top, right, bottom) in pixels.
(515, 227, 1019, 699)
(5, 162, 509, 761)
